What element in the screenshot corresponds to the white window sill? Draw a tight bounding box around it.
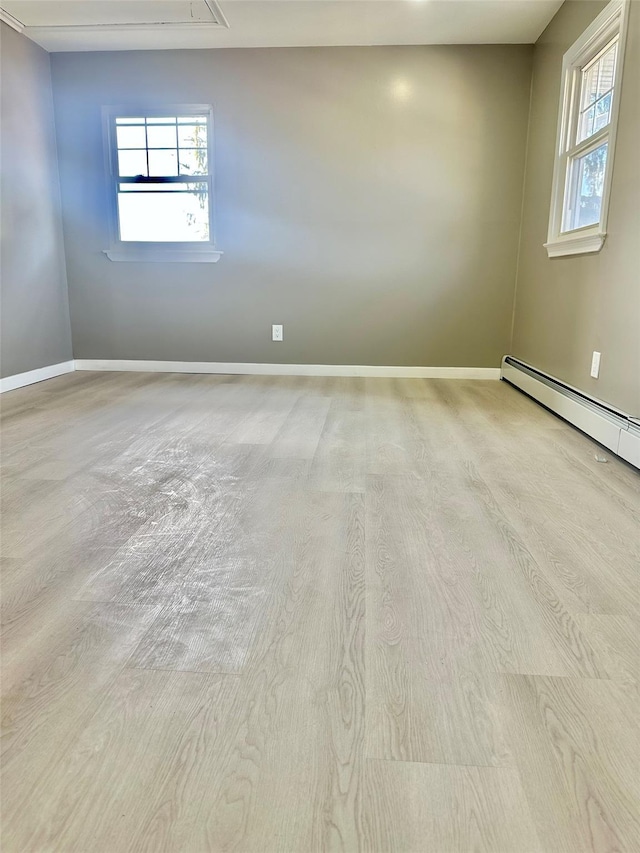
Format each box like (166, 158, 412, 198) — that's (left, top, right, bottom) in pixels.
(544, 232, 606, 258)
(104, 249, 223, 263)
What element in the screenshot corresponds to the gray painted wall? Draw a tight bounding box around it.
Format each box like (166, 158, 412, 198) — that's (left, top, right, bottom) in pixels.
(50, 45, 532, 367)
(511, 0, 639, 414)
(0, 22, 72, 378)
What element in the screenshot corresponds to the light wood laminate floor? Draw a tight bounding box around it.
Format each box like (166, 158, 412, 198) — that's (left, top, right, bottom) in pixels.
(1, 372, 639, 853)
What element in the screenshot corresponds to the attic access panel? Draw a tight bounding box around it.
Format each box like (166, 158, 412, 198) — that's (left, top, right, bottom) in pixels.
(0, 1, 227, 28)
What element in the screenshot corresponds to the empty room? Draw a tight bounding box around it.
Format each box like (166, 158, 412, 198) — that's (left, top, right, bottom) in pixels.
(1, 0, 639, 850)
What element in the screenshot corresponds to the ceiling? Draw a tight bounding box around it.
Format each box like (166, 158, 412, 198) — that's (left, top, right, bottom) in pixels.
(1, 0, 564, 52)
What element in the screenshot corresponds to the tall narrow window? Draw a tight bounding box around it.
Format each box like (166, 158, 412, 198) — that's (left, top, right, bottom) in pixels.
(103, 107, 221, 262)
(545, 0, 629, 258)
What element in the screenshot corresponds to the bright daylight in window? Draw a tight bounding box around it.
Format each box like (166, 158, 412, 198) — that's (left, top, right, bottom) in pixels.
(564, 38, 616, 232)
(545, 0, 628, 258)
(104, 108, 221, 261)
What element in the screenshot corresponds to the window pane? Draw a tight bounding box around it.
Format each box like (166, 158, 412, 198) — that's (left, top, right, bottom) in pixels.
(566, 142, 608, 231)
(118, 149, 148, 177)
(578, 106, 596, 143)
(146, 117, 177, 124)
(148, 149, 178, 176)
(116, 117, 145, 124)
(146, 124, 177, 148)
(581, 41, 617, 106)
(594, 91, 613, 131)
(116, 125, 146, 149)
(178, 124, 207, 148)
(178, 116, 206, 124)
(579, 94, 614, 140)
(117, 185, 209, 242)
(577, 40, 617, 143)
(178, 148, 208, 176)
(599, 47, 616, 91)
(596, 42, 617, 100)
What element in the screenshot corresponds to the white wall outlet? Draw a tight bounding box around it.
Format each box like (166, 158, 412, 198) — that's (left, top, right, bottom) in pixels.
(272, 324, 283, 342)
(590, 351, 601, 378)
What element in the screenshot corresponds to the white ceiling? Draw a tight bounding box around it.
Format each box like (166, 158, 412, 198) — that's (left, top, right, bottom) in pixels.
(1, 0, 564, 52)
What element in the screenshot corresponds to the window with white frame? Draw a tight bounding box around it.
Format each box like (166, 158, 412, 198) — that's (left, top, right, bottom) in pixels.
(103, 106, 221, 262)
(545, 0, 629, 258)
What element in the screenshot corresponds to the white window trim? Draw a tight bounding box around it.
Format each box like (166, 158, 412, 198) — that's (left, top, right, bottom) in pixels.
(544, 0, 630, 259)
(102, 104, 222, 263)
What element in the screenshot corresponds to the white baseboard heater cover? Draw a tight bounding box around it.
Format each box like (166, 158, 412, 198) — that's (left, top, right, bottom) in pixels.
(501, 356, 640, 471)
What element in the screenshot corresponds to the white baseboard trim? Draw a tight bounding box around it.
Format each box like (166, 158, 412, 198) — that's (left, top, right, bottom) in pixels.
(0, 359, 500, 394)
(501, 356, 639, 470)
(0, 360, 75, 394)
(73, 360, 500, 379)
(617, 424, 640, 469)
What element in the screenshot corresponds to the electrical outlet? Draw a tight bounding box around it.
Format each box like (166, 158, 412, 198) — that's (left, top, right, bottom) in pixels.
(272, 324, 283, 342)
(590, 351, 601, 379)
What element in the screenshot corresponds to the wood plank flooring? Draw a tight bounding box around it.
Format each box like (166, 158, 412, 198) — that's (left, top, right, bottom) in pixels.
(1, 372, 639, 852)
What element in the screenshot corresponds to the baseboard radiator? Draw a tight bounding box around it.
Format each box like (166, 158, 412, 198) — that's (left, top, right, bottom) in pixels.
(501, 356, 640, 470)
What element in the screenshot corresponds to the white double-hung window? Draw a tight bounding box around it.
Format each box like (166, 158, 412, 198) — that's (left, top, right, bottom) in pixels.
(545, 0, 629, 258)
(103, 106, 222, 262)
